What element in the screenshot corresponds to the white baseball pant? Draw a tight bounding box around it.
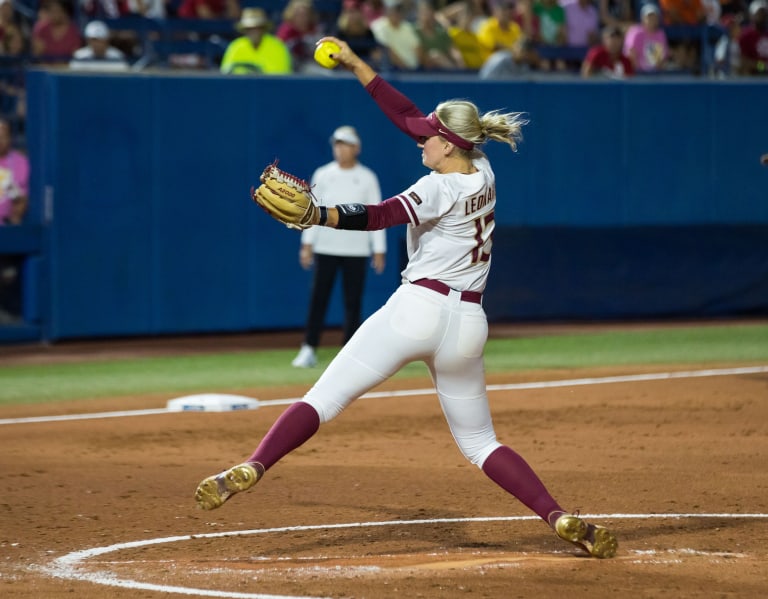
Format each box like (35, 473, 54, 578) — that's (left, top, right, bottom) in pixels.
(302, 283, 502, 467)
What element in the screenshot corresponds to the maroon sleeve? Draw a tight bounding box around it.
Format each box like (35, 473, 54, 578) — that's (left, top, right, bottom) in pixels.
(365, 197, 411, 230)
(364, 76, 425, 143)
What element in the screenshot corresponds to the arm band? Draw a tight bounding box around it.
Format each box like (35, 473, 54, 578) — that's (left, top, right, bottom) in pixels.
(335, 203, 369, 230)
(318, 206, 328, 226)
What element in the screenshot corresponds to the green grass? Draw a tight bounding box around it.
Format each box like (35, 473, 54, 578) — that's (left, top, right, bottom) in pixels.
(484, 324, 768, 371)
(0, 324, 766, 406)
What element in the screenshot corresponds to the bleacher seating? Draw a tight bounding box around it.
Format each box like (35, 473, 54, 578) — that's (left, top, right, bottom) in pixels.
(102, 17, 237, 69)
(536, 44, 590, 65)
(664, 23, 725, 74)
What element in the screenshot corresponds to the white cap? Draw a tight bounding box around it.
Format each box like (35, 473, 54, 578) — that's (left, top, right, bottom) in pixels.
(237, 8, 270, 30)
(84, 20, 110, 40)
(330, 126, 361, 147)
(750, 0, 767, 15)
(640, 3, 660, 18)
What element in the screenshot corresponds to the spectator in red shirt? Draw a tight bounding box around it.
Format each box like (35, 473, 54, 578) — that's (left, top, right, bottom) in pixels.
(513, 0, 539, 40)
(739, 0, 768, 73)
(31, 0, 82, 63)
(177, 0, 239, 19)
(581, 24, 633, 77)
(276, 0, 324, 71)
(360, 0, 385, 26)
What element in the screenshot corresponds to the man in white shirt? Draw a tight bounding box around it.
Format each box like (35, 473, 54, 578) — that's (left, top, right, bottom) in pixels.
(370, 0, 423, 70)
(292, 126, 387, 368)
(69, 20, 129, 71)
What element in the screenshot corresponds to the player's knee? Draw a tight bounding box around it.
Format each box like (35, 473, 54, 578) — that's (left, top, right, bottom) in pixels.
(457, 439, 502, 467)
(301, 394, 345, 424)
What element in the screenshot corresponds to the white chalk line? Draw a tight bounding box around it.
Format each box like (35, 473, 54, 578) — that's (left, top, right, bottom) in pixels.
(0, 407, 170, 424)
(41, 513, 768, 599)
(2, 365, 767, 425)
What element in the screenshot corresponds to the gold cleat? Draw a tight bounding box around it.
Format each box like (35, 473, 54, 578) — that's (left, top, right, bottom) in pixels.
(555, 514, 618, 558)
(195, 462, 263, 511)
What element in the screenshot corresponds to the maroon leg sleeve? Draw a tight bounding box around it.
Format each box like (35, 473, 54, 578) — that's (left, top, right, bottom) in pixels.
(482, 446, 565, 527)
(247, 402, 320, 471)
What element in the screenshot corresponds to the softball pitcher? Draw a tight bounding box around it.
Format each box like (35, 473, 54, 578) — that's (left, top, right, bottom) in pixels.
(196, 37, 618, 558)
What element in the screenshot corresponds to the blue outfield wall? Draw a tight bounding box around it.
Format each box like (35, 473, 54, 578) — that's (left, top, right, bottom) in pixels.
(16, 71, 768, 341)
(484, 225, 768, 321)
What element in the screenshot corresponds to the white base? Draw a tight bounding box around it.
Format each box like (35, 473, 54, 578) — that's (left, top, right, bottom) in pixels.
(166, 393, 260, 412)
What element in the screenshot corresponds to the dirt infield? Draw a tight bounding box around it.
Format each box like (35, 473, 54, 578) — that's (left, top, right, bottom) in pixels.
(1, 333, 767, 598)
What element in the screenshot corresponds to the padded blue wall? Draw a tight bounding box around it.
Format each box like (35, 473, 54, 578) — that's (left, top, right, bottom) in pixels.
(22, 71, 768, 340)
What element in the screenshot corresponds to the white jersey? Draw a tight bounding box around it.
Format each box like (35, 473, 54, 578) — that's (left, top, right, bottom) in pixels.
(395, 155, 495, 293)
(301, 161, 386, 257)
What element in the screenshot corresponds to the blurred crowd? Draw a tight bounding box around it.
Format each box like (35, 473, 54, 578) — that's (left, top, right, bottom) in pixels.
(0, 0, 766, 135)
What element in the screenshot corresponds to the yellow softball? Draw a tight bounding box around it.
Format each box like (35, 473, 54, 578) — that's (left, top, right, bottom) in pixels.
(314, 41, 340, 69)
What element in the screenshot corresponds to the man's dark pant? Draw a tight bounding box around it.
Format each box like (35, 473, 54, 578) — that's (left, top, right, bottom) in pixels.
(304, 253, 368, 348)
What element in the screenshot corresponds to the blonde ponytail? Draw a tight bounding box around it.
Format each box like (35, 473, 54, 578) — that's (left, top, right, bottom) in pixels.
(436, 100, 529, 153)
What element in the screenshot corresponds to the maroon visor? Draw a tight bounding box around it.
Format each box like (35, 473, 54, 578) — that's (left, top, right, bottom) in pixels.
(404, 112, 474, 151)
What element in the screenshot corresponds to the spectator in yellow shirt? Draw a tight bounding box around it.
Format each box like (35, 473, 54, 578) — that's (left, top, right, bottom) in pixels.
(220, 8, 293, 74)
(476, 0, 540, 76)
(476, 0, 524, 52)
(436, 0, 491, 70)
